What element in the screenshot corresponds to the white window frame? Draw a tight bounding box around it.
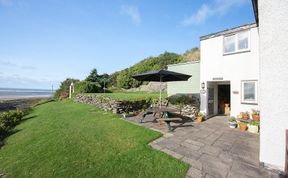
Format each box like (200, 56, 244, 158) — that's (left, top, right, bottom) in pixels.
(241, 80, 258, 104)
(223, 30, 250, 55)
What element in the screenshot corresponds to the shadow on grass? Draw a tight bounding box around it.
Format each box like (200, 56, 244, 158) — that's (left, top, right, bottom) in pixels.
(0, 115, 37, 149)
(0, 129, 21, 148)
(22, 115, 37, 123)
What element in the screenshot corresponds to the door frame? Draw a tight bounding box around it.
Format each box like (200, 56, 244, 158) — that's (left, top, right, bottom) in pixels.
(206, 81, 231, 118)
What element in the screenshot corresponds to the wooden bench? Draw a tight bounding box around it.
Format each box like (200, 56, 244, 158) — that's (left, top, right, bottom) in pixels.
(157, 118, 182, 131)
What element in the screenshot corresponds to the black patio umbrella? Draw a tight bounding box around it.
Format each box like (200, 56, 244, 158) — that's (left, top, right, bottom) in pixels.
(132, 70, 191, 107)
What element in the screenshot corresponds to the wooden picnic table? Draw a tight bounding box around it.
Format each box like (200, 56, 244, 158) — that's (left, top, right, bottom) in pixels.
(140, 106, 182, 131)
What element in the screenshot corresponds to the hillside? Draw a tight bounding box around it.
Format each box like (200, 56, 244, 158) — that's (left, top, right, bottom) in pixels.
(110, 47, 200, 89)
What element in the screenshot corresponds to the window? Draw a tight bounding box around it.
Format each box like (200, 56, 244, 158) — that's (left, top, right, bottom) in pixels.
(238, 31, 249, 50)
(223, 30, 250, 54)
(241, 80, 258, 104)
(224, 35, 236, 53)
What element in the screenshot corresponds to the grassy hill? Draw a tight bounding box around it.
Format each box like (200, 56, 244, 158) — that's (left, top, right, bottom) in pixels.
(110, 48, 200, 89)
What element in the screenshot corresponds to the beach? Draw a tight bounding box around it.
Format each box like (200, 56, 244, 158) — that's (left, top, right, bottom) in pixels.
(0, 88, 54, 112)
(0, 97, 51, 112)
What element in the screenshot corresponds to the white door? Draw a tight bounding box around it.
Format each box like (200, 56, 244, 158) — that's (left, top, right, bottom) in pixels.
(208, 88, 215, 116)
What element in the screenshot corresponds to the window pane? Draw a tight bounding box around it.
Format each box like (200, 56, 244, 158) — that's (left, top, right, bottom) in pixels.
(244, 82, 255, 101)
(238, 31, 249, 50)
(224, 35, 235, 53)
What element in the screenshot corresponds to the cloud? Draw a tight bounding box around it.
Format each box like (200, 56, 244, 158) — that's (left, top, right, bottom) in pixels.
(0, 0, 13, 7)
(0, 60, 36, 70)
(181, 0, 248, 26)
(120, 5, 141, 25)
(0, 74, 61, 89)
(0, 60, 15, 66)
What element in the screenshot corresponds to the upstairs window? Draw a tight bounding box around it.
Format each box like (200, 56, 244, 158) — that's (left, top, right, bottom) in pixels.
(224, 35, 236, 53)
(223, 30, 250, 55)
(238, 31, 249, 50)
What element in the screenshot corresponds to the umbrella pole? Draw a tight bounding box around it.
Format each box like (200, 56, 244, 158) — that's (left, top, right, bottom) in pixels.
(159, 76, 162, 108)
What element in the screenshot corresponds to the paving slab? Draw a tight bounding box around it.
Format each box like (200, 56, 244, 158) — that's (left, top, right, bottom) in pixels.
(201, 145, 222, 156)
(199, 154, 231, 178)
(161, 148, 184, 159)
(182, 157, 203, 170)
(186, 167, 203, 178)
(174, 146, 202, 160)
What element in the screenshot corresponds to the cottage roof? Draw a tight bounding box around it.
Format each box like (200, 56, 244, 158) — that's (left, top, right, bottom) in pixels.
(200, 23, 257, 41)
(252, 0, 259, 24)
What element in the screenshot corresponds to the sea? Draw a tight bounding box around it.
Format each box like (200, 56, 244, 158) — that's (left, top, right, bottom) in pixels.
(0, 88, 54, 101)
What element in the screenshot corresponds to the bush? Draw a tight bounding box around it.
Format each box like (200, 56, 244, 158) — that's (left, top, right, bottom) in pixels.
(74, 81, 102, 94)
(169, 94, 194, 106)
(0, 110, 25, 139)
(54, 78, 79, 100)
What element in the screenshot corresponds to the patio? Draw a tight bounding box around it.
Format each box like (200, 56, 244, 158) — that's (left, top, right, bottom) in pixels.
(127, 115, 281, 178)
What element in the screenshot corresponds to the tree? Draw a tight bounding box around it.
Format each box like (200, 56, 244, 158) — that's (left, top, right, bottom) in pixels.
(85, 68, 98, 82)
(116, 69, 132, 89)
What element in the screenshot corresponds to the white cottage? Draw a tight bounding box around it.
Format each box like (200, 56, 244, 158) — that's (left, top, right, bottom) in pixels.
(199, 23, 260, 117)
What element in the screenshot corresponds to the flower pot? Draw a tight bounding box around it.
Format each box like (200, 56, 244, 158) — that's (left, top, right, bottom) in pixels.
(242, 114, 249, 120)
(239, 124, 247, 132)
(197, 116, 203, 123)
(229, 122, 237, 128)
(248, 124, 259, 133)
(252, 114, 260, 121)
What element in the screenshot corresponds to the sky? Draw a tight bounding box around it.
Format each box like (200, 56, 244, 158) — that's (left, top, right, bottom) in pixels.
(0, 0, 255, 89)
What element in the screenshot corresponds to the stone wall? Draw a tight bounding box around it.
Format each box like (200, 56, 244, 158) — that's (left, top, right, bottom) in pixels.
(74, 94, 200, 118)
(74, 94, 151, 114)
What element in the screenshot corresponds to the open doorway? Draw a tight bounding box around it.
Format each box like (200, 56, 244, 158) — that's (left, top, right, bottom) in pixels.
(218, 85, 231, 115)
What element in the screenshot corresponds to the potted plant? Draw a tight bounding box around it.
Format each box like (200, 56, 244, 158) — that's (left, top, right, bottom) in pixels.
(251, 109, 260, 121)
(197, 112, 204, 123)
(241, 112, 249, 120)
(248, 121, 260, 133)
(239, 121, 248, 132)
(228, 116, 237, 128)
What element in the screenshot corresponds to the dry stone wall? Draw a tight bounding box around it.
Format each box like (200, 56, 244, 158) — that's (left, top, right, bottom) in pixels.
(74, 94, 151, 114)
(74, 94, 200, 118)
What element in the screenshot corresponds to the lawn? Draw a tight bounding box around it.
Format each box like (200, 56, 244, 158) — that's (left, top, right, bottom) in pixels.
(83, 92, 168, 101)
(0, 101, 188, 178)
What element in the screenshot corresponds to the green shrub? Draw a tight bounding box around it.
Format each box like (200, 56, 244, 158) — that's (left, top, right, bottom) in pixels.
(169, 94, 194, 105)
(74, 81, 102, 94)
(0, 110, 25, 139)
(54, 78, 79, 99)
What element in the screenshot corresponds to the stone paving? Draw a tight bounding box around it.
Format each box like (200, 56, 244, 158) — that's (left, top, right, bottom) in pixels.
(126, 115, 282, 178)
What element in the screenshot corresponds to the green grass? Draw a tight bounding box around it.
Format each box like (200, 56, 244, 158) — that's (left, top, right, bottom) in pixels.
(0, 101, 188, 178)
(84, 92, 168, 101)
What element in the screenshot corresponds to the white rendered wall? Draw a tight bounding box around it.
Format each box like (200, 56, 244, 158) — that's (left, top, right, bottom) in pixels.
(259, 0, 288, 172)
(200, 27, 260, 117)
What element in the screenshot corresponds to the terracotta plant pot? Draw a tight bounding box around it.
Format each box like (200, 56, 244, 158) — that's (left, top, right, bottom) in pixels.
(252, 114, 260, 121)
(239, 124, 247, 132)
(197, 116, 203, 123)
(242, 114, 249, 120)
